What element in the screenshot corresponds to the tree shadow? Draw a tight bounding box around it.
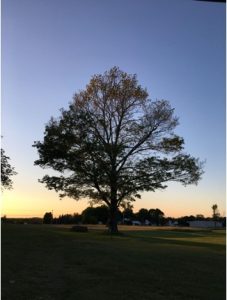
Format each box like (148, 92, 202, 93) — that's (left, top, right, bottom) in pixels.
(124, 230, 226, 252)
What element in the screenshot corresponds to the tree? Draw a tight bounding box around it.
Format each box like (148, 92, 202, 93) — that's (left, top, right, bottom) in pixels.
(81, 207, 98, 224)
(81, 205, 109, 224)
(63, 213, 82, 224)
(120, 201, 134, 223)
(94, 205, 109, 224)
(149, 208, 165, 226)
(178, 215, 195, 227)
(72, 213, 82, 224)
(212, 204, 219, 218)
(1, 148, 17, 190)
(136, 208, 150, 224)
(212, 204, 220, 227)
(43, 212, 53, 224)
(33, 67, 204, 233)
(196, 214, 204, 220)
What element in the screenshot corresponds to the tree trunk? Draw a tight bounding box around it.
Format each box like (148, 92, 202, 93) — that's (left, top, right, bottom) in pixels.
(108, 203, 119, 234)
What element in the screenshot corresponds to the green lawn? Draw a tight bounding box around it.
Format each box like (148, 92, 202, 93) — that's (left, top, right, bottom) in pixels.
(1, 224, 226, 300)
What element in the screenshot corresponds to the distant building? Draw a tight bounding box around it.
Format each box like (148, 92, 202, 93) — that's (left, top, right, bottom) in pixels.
(166, 220, 178, 226)
(132, 220, 141, 226)
(122, 218, 132, 225)
(144, 219, 150, 226)
(188, 220, 222, 228)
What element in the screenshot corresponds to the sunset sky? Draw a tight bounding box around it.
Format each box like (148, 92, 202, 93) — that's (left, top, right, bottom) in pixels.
(1, 0, 225, 218)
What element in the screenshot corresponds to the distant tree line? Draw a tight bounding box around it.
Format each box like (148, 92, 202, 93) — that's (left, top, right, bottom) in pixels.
(41, 205, 226, 227)
(2, 204, 225, 227)
(1, 216, 42, 224)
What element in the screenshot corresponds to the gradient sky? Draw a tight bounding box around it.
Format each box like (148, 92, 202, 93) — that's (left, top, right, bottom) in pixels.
(1, 0, 225, 218)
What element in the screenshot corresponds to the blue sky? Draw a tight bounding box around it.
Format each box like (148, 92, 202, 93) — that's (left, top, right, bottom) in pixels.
(1, 0, 225, 218)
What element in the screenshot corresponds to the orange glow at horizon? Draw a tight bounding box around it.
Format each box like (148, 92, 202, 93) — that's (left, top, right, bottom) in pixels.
(1, 180, 225, 219)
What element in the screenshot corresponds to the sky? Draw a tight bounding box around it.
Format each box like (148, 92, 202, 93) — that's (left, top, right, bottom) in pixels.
(1, 0, 226, 218)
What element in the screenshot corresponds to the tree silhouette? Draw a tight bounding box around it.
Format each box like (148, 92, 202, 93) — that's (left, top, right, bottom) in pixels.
(149, 208, 165, 226)
(33, 67, 204, 233)
(43, 212, 53, 224)
(212, 204, 220, 227)
(120, 201, 134, 223)
(136, 208, 150, 223)
(1, 148, 17, 190)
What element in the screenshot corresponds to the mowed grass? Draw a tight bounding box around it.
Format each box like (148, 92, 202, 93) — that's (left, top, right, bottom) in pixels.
(1, 224, 226, 300)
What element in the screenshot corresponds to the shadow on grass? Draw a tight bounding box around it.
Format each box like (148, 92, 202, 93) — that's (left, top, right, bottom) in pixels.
(114, 229, 226, 251)
(53, 225, 226, 252)
(151, 236, 224, 251)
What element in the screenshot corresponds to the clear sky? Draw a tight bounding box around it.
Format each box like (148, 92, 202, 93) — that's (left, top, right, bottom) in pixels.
(1, 0, 226, 218)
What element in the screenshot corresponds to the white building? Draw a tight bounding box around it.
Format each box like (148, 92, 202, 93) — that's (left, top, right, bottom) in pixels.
(132, 220, 141, 226)
(188, 220, 222, 228)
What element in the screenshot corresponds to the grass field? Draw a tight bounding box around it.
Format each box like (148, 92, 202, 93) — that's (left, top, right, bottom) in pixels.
(1, 224, 226, 300)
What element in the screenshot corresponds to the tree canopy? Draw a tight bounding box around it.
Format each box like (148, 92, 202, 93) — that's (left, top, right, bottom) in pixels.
(33, 67, 204, 233)
(43, 212, 53, 224)
(1, 148, 17, 190)
(212, 204, 220, 220)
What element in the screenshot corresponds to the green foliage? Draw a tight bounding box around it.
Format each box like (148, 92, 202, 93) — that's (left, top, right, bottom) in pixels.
(1, 148, 17, 190)
(33, 67, 204, 232)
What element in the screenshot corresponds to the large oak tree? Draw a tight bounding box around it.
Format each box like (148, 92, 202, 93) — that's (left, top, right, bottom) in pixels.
(33, 67, 203, 233)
